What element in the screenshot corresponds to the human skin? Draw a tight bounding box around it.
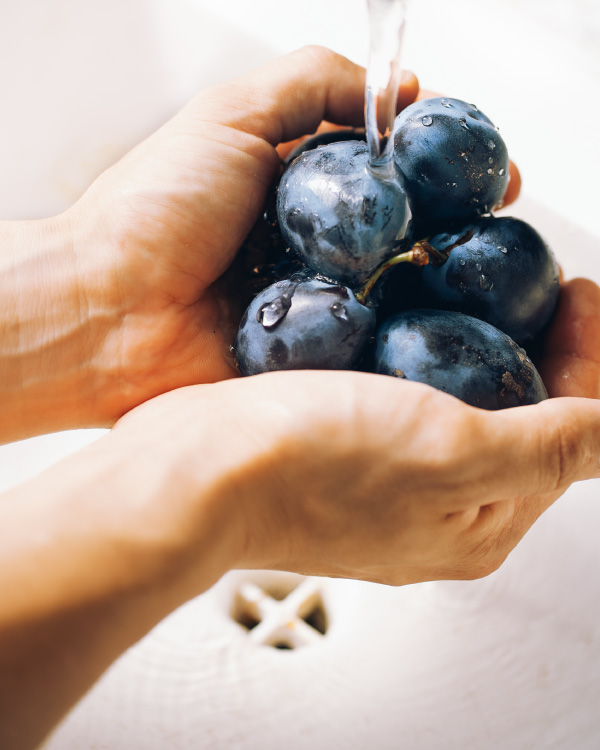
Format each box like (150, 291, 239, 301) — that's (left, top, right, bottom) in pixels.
(0, 46, 599, 749)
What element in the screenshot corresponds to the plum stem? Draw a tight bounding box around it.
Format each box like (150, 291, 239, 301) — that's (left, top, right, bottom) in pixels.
(411, 239, 449, 266)
(356, 245, 429, 304)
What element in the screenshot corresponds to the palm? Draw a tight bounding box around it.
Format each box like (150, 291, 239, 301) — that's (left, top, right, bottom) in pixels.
(75, 113, 282, 406)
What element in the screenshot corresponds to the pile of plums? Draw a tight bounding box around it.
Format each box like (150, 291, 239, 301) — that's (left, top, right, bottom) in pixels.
(233, 97, 558, 410)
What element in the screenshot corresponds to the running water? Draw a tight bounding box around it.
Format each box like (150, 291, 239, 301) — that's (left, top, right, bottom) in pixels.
(365, 0, 408, 174)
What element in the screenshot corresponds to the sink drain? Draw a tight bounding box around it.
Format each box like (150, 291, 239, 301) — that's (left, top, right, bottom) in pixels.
(231, 575, 328, 650)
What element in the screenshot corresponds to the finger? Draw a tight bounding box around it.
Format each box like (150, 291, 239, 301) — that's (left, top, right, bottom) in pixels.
(196, 46, 418, 148)
(396, 70, 420, 111)
(469, 397, 600, 504)
(276, 68, 418, 160)
(501, 159, 521, 208)
(276, 121, 355, 161)
(416, 87, 441, 101)
(539, 277, 600, 398)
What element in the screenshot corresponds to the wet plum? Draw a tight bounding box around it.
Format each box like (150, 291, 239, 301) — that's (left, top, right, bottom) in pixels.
(393, 97, 509, 226)
(277, 140, 411, 288)
(419, 216, 559, 343)
(373, 309, 547, 410)
(235, 276, 377, 376)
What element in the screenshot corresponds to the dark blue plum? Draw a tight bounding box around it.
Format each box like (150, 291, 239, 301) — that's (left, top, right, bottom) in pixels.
(374, 309, 547, 410)
(277, 140, 411, 288)
(420, 216, 559, 343)
(235, 277, 377, 376)
(284, 128, 366, 164)
(393, 97, 509, 225)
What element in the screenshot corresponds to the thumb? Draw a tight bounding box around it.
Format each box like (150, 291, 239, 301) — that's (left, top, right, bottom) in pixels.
(477, 397, 600, 503)
(194, 46, 418, 146)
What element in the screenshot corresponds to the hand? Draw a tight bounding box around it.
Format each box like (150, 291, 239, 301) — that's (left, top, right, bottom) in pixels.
(105, 271, 600, 589)
(102, 274, 600, 591)
(65, 47, 419, 418)
(0, 47, 417, 440)
(110, 365, 600, 593)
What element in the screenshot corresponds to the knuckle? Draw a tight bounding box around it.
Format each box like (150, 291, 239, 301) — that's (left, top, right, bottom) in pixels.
(459, 521, 510, 580)
(296, 44, 337, 66)
(461, 553, 505, 580)
(545, 418, 586, 491)
(423, 410, 487, 500)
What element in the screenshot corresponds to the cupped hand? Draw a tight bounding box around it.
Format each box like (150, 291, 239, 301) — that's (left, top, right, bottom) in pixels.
(107, 266, 600, 590)
(110, 358, 600, 594)
(66, 47, 419, 419)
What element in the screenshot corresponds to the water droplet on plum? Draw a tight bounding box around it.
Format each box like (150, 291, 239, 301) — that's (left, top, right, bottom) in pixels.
(479, 274, 494, 291)
(258, 298, 291, 329)
(330, 302, 349, 321)
(422, 115, 433, 126)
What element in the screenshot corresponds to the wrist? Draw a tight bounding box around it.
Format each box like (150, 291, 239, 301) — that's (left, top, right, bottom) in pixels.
(0, 419, 244, 630)
(108, 380, 299, 583)
(0, 211, 125, 441)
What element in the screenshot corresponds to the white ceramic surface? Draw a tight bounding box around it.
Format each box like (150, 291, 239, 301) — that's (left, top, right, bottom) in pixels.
(1, 1, 599, 748)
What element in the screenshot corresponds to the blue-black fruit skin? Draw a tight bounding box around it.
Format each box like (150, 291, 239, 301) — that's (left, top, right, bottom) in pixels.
(277, 140, 411, 288)
(393, 97, 509, 224)
(235, 277, 377, 376)
(284, 128, 366, 164)
(421, 216, 560, 343)
(374, 309, 547, 410)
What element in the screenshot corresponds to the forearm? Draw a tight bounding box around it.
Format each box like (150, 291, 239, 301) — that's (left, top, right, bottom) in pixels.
(0, 423, 242, 750)
(0, 215, 122, 442)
